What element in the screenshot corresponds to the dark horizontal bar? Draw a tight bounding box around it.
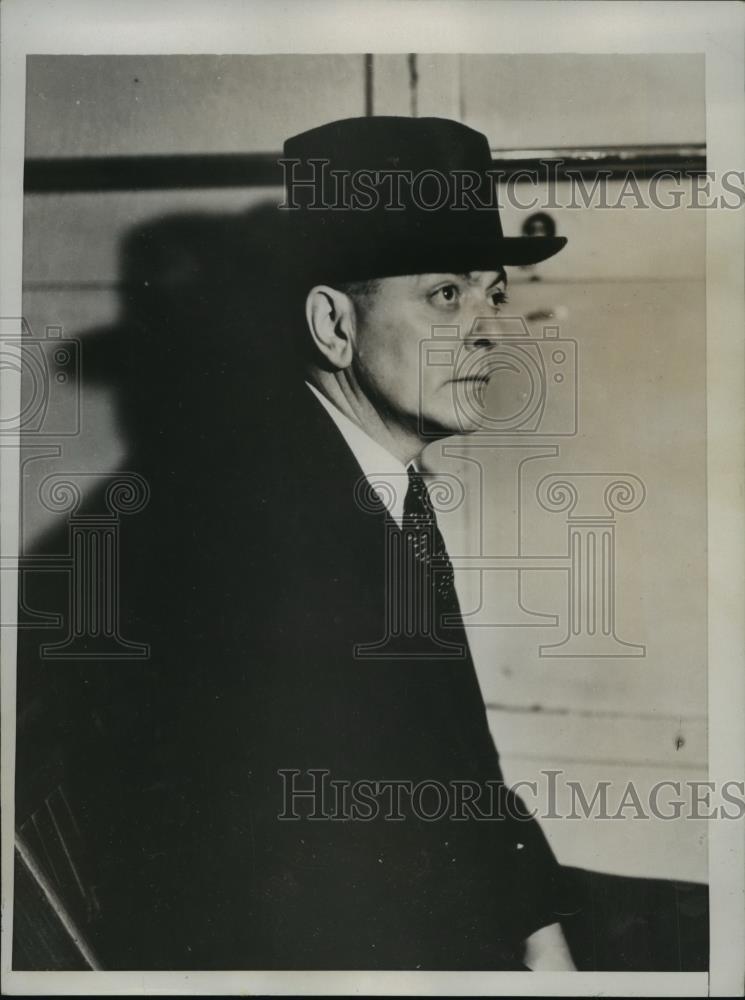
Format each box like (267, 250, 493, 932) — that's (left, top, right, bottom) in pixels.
(24, 146, 707, 193)
(25, 153, 282, 193)
(493, 148, 707, 182)
(491, 143, 706, 161)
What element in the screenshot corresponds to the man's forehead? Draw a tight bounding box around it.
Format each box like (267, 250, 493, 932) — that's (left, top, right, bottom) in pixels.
(411, 269, 507, 286)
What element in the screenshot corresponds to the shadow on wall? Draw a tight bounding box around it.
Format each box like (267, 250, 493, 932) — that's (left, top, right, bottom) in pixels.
(80, 201, 303, 474)
(14, 200, 312, 972)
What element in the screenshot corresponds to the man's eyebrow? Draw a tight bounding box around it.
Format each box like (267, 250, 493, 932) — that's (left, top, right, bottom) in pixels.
(414, 270, 508, 287)
(463, 270, 508, 287)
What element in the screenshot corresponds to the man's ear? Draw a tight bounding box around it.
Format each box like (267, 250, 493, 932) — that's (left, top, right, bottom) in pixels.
(305, 285, 356, 369)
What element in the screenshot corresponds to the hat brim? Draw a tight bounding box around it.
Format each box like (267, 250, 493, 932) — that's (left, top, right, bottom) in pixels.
(298, 234, 568, 285)
(396, 234, 568, 271)
(486, 235, 568, 267)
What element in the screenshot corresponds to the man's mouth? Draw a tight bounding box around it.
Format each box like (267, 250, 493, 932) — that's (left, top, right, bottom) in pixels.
(450, 375, 491, 408)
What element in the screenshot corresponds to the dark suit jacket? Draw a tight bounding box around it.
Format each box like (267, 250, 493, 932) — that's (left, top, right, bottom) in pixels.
(16, 375, 565, 970)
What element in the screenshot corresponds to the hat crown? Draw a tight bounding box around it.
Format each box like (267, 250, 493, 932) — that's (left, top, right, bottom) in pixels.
(284, 115, 493, 175)
(279, 115, 567, 283)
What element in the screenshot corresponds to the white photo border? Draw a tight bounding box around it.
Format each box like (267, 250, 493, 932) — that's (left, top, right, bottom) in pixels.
(1, 1, 743, 995)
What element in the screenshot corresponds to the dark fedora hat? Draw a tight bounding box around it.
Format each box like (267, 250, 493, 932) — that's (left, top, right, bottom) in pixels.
(281, 115, 566, 285)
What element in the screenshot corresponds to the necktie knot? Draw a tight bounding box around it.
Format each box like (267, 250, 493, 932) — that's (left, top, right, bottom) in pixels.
(403, 466, 435, 527)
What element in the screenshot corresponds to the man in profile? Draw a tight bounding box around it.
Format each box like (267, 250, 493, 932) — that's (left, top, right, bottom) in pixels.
(16, 116, 575, 971)
(175, 115, 573, 970)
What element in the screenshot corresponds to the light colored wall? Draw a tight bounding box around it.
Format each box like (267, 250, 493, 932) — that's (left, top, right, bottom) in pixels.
(25, 54, 368, 157)
(374, 53, 705, 147)
(20, 53, 707, 883)
(26, 52, 705, 158)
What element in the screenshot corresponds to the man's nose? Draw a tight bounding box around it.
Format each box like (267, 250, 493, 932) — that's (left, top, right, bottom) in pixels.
(462, 315, 503, 351)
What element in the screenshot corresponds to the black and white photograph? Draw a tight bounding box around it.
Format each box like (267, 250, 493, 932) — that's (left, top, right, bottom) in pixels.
(1, 1, 743, 996)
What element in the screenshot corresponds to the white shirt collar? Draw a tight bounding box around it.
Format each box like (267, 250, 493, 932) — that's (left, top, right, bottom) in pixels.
(306, 381, 411, 528)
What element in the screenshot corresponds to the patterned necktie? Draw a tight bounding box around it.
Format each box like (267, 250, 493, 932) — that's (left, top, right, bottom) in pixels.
(402, 466, 463, 632)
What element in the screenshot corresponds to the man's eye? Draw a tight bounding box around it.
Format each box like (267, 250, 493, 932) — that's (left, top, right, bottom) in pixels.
(489, 288, 509, 310)
(431, 284, 460, 305)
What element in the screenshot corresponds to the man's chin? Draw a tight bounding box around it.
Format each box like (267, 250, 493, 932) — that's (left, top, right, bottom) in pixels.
(418, 410, 484, 440)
